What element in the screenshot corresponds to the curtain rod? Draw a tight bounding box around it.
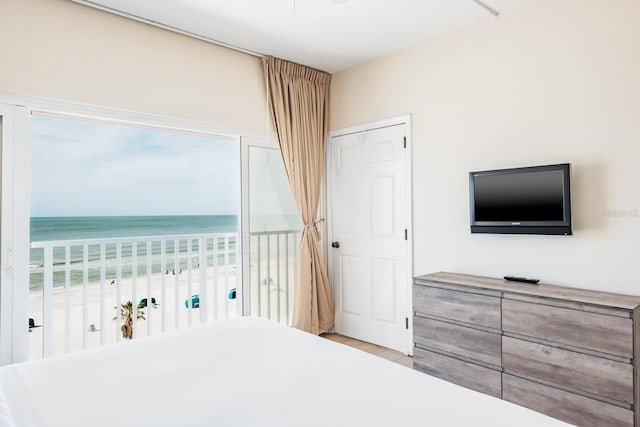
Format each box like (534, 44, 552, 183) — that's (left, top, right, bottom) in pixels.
(471, 0, 499, 16)
(71, 0, 265, 58)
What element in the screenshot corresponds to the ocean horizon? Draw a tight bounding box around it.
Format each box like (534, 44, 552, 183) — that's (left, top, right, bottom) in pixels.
(31, 214, 238, 242)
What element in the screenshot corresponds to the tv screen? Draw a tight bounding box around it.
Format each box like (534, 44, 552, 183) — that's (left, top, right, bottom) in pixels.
(469, 164, 572, 235)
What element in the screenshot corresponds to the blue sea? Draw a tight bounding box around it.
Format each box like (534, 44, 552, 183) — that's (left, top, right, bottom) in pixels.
(29, 215, 238, 291)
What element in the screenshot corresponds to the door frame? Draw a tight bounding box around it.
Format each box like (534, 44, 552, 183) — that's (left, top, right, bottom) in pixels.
(0, 104, 31, 365)
(326, 115, 413, 355)
(239, 134, 280, 320)
(0, 92, 263, 363)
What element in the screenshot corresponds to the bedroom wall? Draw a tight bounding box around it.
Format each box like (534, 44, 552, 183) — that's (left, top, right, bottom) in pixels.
(330, 0, 640, 294)
(0, 0, 267, 134)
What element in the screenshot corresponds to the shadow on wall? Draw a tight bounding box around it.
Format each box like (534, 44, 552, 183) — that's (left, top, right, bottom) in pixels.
(571, 163, 606, 232)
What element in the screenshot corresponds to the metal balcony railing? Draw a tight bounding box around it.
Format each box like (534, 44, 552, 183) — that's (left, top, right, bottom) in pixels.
(249, 229, 300, 326)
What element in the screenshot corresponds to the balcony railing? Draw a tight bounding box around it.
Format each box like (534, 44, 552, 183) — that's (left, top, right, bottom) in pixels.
(29, 229, 299, 360)
(250, 229, 300, 325)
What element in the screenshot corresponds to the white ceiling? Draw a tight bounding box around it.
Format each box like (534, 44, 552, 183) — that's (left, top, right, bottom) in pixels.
(72, 0, 535, 73)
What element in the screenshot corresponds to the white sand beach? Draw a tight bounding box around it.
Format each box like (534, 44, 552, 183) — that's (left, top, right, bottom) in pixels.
(28, 266, 243, 360)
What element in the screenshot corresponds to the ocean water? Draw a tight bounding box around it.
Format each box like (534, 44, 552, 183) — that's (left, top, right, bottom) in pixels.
(31, 215, 238, 242)
(30, 215, 238, 290)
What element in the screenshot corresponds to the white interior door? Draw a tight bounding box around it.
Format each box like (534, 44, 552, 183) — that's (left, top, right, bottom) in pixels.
(329, 124, 409, 353)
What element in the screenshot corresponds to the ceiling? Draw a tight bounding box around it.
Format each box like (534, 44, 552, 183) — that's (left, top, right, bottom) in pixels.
(72, 0, 535, 73)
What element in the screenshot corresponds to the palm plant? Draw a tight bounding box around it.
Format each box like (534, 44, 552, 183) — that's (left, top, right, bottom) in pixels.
(113, 300, 145, 339)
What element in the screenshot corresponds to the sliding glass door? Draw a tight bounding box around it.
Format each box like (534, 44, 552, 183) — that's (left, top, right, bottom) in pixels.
(0, 99, 302, 362)
(241, 138, 300, 325)
(0, 105, 30, 365)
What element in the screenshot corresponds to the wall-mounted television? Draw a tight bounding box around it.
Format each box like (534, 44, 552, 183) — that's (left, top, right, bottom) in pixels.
(469, 163, 572, 235)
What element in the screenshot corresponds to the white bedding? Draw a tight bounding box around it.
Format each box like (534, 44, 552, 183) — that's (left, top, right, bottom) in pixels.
(0, 384, 15, 427)
(0, 317, 570, 427)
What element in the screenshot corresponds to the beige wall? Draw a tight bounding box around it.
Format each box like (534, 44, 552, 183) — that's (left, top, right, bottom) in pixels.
(3, 0, 639, 293)
(330, 0, 640, 294)
(0, 0, 267, 134)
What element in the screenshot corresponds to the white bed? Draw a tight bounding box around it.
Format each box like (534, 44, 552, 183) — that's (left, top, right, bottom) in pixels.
(0, 317, 570, 427)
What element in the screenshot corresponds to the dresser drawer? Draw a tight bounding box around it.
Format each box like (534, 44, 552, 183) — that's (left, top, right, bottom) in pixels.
(413, 284, 501, 329)
(502, 336, 633, 404)
(413, 347, 501, 398)
(413, 316, 501, 367)
(503, 298, 633, 358)
(503, 374, 633, 427)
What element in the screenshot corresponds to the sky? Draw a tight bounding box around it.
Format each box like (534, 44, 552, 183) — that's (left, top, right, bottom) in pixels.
(30, 114, 239, 217)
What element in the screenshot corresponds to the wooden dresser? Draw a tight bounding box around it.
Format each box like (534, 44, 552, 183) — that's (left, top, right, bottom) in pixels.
(413, 272, 640, 427)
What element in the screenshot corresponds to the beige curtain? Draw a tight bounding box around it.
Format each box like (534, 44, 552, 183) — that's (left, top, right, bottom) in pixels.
(262, 56, 334, 335)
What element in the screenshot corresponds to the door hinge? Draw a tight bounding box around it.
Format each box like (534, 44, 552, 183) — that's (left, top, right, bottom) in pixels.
(403, 136, 407, 148)
(405, 317, 409, 329)
(404, 229, 408, 240)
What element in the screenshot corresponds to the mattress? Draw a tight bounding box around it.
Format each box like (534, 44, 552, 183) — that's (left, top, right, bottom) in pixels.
(0, 317, 570, 427)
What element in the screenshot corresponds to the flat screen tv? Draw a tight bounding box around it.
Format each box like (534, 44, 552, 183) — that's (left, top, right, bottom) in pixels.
(469, 163, 572, 235)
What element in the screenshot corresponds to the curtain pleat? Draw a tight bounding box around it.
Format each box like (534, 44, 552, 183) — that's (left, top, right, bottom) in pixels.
(262, 56, 334, 334)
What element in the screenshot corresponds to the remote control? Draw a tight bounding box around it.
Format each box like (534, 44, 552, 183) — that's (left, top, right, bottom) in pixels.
(503, 276, 539, 284)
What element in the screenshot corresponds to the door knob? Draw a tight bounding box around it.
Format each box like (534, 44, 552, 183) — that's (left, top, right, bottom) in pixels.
(331, 241, 340, 248)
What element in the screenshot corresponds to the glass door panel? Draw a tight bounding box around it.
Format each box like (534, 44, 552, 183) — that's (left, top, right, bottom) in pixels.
(246, 145, 300, 325)
(28, 113, 241, 359)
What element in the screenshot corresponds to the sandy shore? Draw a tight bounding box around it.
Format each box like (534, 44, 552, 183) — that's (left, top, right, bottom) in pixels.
(28, 266, 242, 360)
